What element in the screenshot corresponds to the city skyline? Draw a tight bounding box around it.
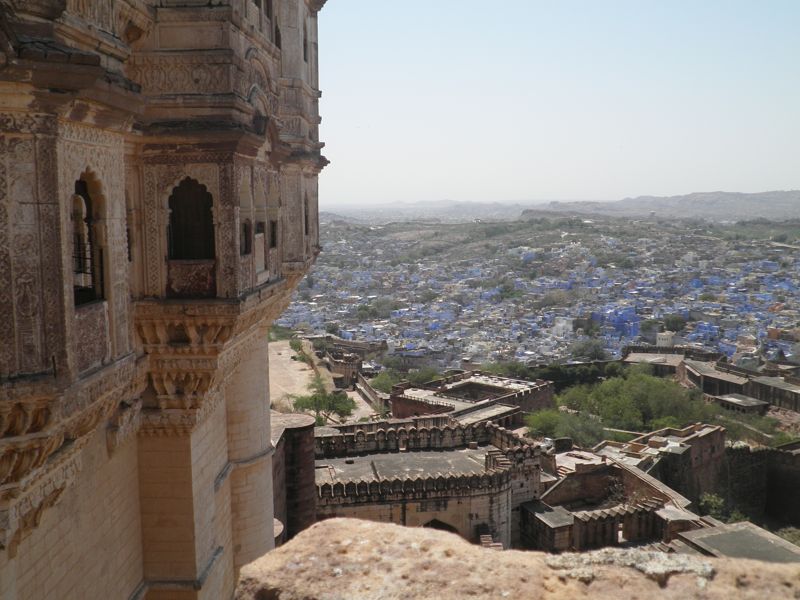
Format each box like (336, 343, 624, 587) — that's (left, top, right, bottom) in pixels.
(318, 1, 800, 207)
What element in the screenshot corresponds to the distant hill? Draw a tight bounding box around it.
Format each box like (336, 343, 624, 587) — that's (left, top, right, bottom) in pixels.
(320, 201, 527, 224)
(530, 191, 800, 222)
(319, 211, 365, 224)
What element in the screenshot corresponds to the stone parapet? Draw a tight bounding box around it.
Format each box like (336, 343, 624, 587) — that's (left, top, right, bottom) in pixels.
(236, 518, 800, 600)
(318, 469, 513, 504)
(314, 420, 538, 459)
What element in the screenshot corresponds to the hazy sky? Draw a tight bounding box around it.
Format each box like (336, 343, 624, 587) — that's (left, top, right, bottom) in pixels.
(317, 1, 800, 207)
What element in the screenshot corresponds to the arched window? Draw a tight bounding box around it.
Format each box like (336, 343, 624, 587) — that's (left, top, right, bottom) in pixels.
(275, 23, 281, 49)
(240, 219, 252, 255)
(269, 219, 278, 249)
(304, 194, 310, 236)
(72, 180, 103, 305)
(303, 21, 309, 62)
(167, 178, 215, 260)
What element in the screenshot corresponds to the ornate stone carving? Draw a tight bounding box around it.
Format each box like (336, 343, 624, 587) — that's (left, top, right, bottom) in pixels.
(128, 54, 231, 95)
(0, 1, 326, 594)
(58, 352, 139, 422)
(0, 433, 65, 489)
(238, 49, 280, 116)
(106, 398, 142, 454)
(6, 136, 48, 376)
(239, 255, 254, 291)
(0, 436, 84, 556)
(66, 0, 115, 32)
(57, 122, 128, 380)
(0, 113, 58, 135)
(0, 353, 142, 497)
(166, 260, 217, 298)
(0, 135, 11, 376)
(137, 388, 222, 437)
(73, 301, 111, 373)
(142, 162, 220, 297)
(0, 396, 52, 439)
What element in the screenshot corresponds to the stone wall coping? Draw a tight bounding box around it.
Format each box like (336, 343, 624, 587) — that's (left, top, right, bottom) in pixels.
(235, 518, 800, 600)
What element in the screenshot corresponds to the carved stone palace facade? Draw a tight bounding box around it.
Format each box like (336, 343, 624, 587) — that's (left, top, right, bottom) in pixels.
(0, 1, 326, 598)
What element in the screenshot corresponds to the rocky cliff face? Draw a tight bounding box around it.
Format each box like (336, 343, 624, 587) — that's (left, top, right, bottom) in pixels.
(235, 518, 800, 599)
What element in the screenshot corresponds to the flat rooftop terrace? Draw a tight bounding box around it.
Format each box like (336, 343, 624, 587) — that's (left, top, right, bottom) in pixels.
(400, 387, 474, 412)
(315, 445, 496, 485)
(717, 393, 769, 408)
(454, 403, 518, 426)
(624, 353, 684, 367)
(753, 376, 800, 394)
(679, 522, 800, 563)
(443, 374, 540, 393)
(683, 359, 749, 385)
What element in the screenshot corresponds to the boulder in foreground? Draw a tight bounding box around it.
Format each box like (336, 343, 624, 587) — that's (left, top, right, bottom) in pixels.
(235, 518, 800, 599)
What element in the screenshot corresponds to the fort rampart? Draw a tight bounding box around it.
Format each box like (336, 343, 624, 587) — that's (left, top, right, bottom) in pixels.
(315, 420, 541, 459)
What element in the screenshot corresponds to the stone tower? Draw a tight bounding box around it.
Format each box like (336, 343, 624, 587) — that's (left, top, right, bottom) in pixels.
(0, 1, 327, 598)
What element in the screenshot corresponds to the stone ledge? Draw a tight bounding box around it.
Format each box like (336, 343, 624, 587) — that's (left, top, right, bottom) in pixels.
(236, 518, 800, 600)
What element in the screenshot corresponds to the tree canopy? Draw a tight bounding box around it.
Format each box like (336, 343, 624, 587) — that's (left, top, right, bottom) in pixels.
(555, 370, 716, 432)
(570, 339, 609, 361)
(292, 375, 356, 421)
(525, 409, 605, 448)
(369, 366, 441, 394)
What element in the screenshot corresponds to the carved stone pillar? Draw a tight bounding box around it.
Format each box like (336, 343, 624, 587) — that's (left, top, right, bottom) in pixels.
(225, 326, 274, 570)
(138, 432, 198, 581)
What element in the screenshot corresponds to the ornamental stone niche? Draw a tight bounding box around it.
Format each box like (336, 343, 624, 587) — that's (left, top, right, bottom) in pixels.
(0, 1, 328, 599)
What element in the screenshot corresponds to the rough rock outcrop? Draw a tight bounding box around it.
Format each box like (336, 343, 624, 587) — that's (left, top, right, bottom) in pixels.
(236, 518, 800, 600)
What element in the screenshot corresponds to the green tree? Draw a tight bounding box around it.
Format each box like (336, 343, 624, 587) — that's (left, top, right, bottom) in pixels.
(526, 409, 561, 438)
(553, 370, 718, 432)
(599, 394, 643, 431)
(570, 339, 608, 361)
(312, 337, 331, 352)
(482, 361, 533, 380)
(292, 375, 356, 420)
(640, 319, 660, 333)
(407, 367, 440, 386)
(603, 362, 625, 378)
(369, 371, 402, 393)
(663, 314, 687, 332)
(556, 385, 592, 411)
(525, 410, 604, 448)
(556, 412, 604, 448)
(699, 493, 727, 520)
(269, 325, 294, 341)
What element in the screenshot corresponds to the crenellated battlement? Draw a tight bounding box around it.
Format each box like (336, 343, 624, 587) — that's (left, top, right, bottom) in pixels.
(318, 468, 513, 502)
(315, 419, 540, 459)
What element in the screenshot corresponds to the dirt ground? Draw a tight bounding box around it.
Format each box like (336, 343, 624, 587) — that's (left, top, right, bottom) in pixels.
(268, 340, 315, 411)
(268, 339, 378, 423)
(337, 390, 377, 425)
(769, 406, 800, 435)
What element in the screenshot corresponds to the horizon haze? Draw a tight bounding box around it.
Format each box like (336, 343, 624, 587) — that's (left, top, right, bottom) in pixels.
(318, 1, 800, 208)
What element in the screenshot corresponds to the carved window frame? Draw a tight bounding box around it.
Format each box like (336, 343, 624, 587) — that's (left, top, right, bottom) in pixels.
(72, 172, 107, 307)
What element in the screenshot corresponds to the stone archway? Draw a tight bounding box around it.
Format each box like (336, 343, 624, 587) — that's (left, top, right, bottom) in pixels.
(422, 519, 458, 534)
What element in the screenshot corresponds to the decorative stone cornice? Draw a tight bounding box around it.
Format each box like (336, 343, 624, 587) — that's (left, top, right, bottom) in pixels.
(0, 353, 144, 496)
(306, 0, 328, 15)
(138, 389, 222, 437)
(0, 435, 86, 556)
